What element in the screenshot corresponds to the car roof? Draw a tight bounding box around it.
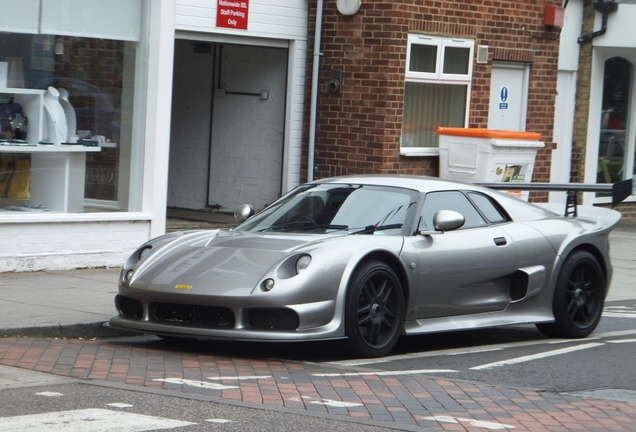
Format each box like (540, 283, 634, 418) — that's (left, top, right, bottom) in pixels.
(313, 174, 486, 194)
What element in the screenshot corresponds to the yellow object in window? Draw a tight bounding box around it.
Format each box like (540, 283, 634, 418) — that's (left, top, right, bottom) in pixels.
(0, 154, 30, 199)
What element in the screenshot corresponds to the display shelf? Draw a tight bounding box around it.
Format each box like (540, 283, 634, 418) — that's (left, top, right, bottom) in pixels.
(0, 87, 46, 144)
(0, 145, 101, 212)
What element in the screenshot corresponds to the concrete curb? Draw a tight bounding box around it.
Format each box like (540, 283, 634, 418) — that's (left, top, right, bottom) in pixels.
(1, 322, 138, 339)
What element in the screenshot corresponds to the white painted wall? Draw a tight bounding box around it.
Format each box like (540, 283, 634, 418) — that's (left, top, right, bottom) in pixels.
(0, 215, 150, 272)
(551, 1, 583, 203)
(176, 0, 308, 41)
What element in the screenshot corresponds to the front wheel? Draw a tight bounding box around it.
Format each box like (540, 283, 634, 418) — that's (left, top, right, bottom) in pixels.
(345, 261, 404, 358)
(537, 250, 606, 338)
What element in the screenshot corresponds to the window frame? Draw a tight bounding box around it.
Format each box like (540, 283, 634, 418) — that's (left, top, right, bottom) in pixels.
(401, 34, 474, 157)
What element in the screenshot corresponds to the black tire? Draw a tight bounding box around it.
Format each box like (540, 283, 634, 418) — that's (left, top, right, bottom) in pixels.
(345, 260, 404, 358)
(537, 250, 606, 338)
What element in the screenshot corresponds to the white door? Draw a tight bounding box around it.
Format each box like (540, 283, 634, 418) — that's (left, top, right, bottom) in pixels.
(488, 62, 530, 131)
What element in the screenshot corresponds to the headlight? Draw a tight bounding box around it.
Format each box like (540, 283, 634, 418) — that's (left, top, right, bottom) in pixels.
(124, 269, 134, 283)
(296, 255, 312, 274)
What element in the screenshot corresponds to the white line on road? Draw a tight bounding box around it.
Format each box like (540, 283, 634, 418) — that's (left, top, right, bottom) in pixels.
(0, 409, 195, 432)
(153, 378, 238, 390)
(312, 369, 458, 377)
(607, 338, 636, 344)
(322, 329, 636, 368)
(206, 375, 272, 380)
(326, 347, 503, 367)
(422, 415, 515, 430)
(36, 392, 63, 397)
(205, 418, 233, 423)
(107, 403, 133, 408)
(470, 342, 605, 371)
(603, 312, 636, 318)
(289, 396, 363, 408)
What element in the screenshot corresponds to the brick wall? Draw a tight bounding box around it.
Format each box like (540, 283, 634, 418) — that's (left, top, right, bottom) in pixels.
(304, 0, 562, 187)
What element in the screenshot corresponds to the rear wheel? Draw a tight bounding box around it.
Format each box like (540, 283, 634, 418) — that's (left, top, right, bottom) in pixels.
(345, 261, 404, 358)
(537, 250, 606, 338)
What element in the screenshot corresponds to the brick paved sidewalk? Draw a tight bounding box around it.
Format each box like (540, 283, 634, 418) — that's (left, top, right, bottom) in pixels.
(1, 337, 634, 431)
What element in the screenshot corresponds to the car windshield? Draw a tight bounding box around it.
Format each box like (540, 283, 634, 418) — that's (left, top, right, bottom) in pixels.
(234, 183, 418, 234)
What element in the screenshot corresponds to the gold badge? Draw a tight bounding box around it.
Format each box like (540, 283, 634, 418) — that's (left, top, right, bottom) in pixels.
(174, 284, 193, 290)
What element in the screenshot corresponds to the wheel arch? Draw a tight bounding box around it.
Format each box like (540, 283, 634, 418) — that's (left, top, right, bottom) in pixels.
(562, 243, 609, 289)
(355, 250, 410, 308)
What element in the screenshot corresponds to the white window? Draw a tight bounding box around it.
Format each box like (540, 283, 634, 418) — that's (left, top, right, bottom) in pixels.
(401, 34, 474, 156)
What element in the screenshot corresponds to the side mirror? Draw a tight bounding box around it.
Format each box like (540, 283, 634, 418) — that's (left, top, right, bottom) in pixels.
(433, 210, 465, 232)
(419, 210, 465, 235)
(234, 204, 255, 223)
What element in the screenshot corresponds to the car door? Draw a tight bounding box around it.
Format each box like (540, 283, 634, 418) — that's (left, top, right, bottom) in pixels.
(402, 190, 520, 319)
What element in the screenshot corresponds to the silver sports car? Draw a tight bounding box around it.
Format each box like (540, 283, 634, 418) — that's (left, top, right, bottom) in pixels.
(108, 175, 630, 358)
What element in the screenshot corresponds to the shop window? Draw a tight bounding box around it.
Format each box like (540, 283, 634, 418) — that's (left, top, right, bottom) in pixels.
(0, 0, 147, 213)
(598, 57, 631, 186)
(401, 34, 473, 156)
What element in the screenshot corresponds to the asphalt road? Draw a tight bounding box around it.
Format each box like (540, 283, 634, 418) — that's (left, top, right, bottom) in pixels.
(0, 381, 397, 432)
(323, 298, 636, 399)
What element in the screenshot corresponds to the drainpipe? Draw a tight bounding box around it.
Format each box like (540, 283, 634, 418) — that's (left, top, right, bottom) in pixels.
(578, 0, 618, 44)
(307, 0, 324, 182)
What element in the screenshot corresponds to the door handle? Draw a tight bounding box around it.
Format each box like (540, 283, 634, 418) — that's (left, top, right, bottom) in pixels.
(494, 237, 507, 246)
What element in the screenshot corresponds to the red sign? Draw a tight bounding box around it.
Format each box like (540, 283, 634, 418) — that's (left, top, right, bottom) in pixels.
(216, 0, 249, 30)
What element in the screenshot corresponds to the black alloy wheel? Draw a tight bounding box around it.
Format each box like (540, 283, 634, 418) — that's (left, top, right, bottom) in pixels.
(345, 260, 404, 358)
(537, 250, 606, 338)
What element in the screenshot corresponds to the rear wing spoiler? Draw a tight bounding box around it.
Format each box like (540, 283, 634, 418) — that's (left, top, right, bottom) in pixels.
(477, 178, 633, 217)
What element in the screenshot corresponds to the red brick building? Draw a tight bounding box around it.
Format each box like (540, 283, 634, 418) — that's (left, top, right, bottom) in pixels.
(304, 0, 563, 187)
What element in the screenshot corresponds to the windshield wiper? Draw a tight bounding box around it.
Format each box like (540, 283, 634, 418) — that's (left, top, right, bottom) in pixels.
(259, 221, 349, 232)
(350, 223, 403, 235)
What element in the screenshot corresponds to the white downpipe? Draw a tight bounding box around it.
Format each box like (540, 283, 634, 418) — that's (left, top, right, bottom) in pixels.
(308, 0, 324, 182)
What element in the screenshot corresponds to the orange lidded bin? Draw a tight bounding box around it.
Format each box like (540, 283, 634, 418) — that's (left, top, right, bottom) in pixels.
(436, 127, 544, 200)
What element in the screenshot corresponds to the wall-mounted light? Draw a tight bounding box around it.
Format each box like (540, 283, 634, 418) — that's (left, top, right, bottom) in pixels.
(336, 0, 361, 16)
(328, 69, 342, 93)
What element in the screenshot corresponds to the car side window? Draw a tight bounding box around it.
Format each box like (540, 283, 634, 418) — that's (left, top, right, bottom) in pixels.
(421, 191, 487, 229)
(467, 192, 509, 224)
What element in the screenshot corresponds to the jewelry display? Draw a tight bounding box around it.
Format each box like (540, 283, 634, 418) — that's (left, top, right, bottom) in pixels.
(1, 99, 28, 142)
(43, 86, 68, 145)
(58, 88, 77, 141)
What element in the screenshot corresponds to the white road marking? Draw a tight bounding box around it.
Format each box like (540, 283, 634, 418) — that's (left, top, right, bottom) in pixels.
(289, 396, 363, 408)
(312, 369, 458, 378)
(422, 415, 515, 430)
(326, 347, 503, 367)
(603, 305, 636, 319)
(607, 338, 636, 344)
(205, 419, 233, 423)
(206, 375, 272, 380)
(108, 403, 133, 408)
(603, 312, 636, 318)
(313, 399, 363, 408)
(0, 408, 195, 431)
(36, 391, 63, 397)
(593, 329, 636, 338)
(470, 342, 605, 371)
(153, 378, 238, 390)
(326, 329, 636, 367)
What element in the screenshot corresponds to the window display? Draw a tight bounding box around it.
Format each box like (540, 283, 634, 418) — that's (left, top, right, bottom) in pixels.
(0, 0, 147, 213)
